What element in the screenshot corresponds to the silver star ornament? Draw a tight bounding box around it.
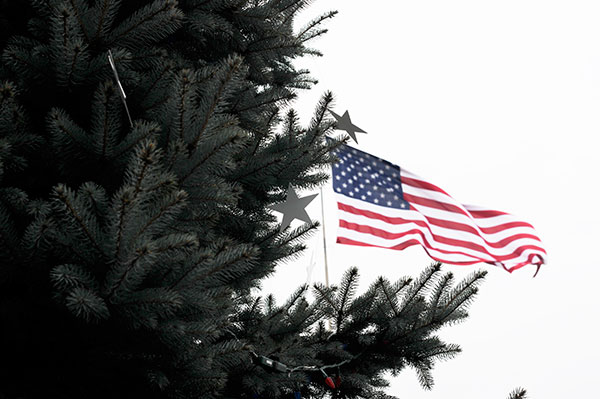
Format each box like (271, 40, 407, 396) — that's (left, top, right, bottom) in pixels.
(328, 109, 366, 143)
(269, 185, 318, 231)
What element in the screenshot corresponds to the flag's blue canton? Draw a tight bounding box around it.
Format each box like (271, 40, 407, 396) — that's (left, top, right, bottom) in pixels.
(331, 144, 410, 210)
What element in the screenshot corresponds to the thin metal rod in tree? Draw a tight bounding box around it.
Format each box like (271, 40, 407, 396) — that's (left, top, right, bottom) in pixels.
(107, 50, 134, 128)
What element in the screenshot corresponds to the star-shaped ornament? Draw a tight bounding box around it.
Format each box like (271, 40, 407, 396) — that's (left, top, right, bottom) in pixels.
(269, 185, 318, 231)
(328, 109, 366, 143)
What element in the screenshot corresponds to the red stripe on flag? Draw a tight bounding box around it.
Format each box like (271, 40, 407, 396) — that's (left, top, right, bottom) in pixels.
(467, 209, 510, 218)
(402, 177, 511, 219)
(338, 202, 427, 228)
(504, 253, 545, 272)
(336, 236, 419, 251)
(339, 219, 545, 261)
(336, 236, 483, 265)
(403, 193, 467, 215)
(401, 175, 451, 196)
(338, 202, 538, 239)
(424, 215, 536, 235)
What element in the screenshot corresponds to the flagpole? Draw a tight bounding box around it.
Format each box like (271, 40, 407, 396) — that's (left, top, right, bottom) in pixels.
(319, 186, 330, 289)
(320, 186, 333, 332)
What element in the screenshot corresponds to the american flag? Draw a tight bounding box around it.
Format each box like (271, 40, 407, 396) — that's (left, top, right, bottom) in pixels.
(331, 143, 547, 273)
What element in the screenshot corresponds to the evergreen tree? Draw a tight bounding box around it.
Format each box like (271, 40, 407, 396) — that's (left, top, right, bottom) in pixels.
(0, 1, 518, 398)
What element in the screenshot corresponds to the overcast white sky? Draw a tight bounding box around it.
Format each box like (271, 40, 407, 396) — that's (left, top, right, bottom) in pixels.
(260, 1, 600, 398)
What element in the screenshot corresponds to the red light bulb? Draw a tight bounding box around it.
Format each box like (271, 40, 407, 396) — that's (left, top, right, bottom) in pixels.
(324, 376, 335, 389)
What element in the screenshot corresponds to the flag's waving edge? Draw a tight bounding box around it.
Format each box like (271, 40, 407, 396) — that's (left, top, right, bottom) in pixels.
(330, 143, 547, 273)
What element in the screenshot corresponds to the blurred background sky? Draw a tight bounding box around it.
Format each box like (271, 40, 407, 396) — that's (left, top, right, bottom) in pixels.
(260, 1, 600, 397)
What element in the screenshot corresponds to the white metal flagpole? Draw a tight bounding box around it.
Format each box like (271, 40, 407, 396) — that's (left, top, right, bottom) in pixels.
(319, 186, 330, 289)
(319, 186, 333, 331)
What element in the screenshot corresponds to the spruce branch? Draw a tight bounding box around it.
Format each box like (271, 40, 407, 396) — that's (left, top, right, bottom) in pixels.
(77, 183, 110, 227)
(178, 119, 245, 184)
(50, 263, 99, 293)
(268, 220, 320, 263)
(336, 267, 359, 328)
(312, 282, 338, 321)
(2, 38, 51, 82)
(67, 0, 91, 41)
(140, 61, 175, 108)
(118, 287, 185, 327)
(424, 272, 454, 323)
(50, 3, 91, 87)
(110, 186, 132, 266)
(90, 0, 121, 42)
(104, 240, 159, 299)
(398, 262, 441, 316)
(112, 121, 162, 162)
(281, 285, 309, 316)
(411, 360, 435, 390)
(167, 68, 197, 145)
(90, 81, 121, 159)
(48, 108, 91, 157)
(296, 11, 337, 44)
(169, 242, 259, 289)
(133, 189, 190, 241)
(190, 55, 246, 149)
(232, 88, 296, 113)
(65, 286, 110, 322)
(109, 0, 184, 49)
(308, 91, 335, 140)
(51, 183, 106, 259)
(279, 0, 310, 26)
(436, 269, 487, 324)
(507, 387, 528, 399)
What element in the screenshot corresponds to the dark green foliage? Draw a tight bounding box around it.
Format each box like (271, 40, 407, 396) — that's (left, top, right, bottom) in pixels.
(231, 264, 486, 399)
(507, 387, 528, 399)
(0, 1, 497, 398)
